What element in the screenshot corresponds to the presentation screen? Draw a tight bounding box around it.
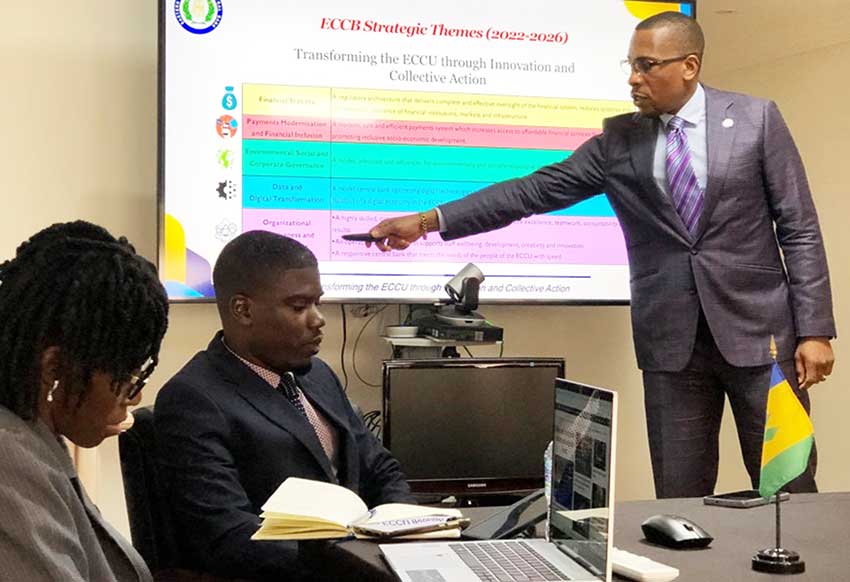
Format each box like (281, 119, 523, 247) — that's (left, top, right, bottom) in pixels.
(159, 0, 695, 302)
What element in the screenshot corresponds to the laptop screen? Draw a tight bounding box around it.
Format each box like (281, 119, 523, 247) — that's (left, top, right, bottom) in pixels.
(548, 379, 618, 580)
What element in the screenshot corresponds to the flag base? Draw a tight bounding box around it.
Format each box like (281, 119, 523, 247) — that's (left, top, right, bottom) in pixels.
(752, 548, 805, 574)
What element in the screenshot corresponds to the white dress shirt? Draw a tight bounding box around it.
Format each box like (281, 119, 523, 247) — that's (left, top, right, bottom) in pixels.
(653, 83, 708, 195)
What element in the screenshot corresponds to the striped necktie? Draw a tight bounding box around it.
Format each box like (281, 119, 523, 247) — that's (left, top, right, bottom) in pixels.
(665, 115, 704, 234)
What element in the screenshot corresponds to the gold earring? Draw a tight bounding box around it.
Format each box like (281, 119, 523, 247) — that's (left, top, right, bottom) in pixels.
(47, 380, 59, 403)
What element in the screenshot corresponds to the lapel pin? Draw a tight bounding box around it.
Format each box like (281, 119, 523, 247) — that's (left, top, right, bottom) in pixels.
(722, 118, 734, 128)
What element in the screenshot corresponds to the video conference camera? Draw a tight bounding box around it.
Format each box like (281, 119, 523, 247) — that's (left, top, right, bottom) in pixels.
(436, 263, 486, 326)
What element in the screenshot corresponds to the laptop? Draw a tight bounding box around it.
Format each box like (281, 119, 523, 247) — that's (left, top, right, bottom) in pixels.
(381, 378, 618, 582)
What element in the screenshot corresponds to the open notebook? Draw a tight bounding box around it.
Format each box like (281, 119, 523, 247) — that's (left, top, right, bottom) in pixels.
(381, 378, 618, 581)
(252, 477, 464, 540)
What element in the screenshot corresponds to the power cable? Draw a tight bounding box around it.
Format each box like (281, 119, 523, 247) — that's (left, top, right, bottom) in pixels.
(352, 305, 387, 387)
(339, 304, 349, 391)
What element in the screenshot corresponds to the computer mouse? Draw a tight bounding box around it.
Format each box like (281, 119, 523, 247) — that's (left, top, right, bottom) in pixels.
(641, 514, 713, 549)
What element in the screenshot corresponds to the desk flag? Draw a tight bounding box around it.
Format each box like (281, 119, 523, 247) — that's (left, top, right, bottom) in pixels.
(758, 363, 814, 498)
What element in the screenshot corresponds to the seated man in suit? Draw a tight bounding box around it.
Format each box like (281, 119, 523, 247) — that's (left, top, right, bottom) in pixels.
(155, 230, 413, 581)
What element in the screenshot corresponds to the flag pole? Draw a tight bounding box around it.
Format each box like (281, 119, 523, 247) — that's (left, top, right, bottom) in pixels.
(775, 492, 781, 549)
(752, 335, 805, 574)
(771, 337, 782, 551)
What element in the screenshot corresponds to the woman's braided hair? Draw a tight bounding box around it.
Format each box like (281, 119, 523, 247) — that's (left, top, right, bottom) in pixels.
(0, 221, 169, 419)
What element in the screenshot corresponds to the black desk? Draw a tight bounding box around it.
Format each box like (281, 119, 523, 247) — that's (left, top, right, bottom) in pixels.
(612, 493, 848, 581)
(307, 493, 849, 581)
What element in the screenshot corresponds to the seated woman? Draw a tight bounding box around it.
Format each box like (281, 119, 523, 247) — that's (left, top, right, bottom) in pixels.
(0, 221, 168, 582)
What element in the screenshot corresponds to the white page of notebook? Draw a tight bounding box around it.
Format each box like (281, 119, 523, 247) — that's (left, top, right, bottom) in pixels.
(261, 477, 368, 526)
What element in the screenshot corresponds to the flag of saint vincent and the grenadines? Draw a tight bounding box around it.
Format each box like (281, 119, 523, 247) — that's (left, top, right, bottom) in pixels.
(759, 362, 815, 498)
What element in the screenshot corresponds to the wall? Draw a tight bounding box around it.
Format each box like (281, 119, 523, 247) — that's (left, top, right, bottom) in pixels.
(3, 2, 847, 539)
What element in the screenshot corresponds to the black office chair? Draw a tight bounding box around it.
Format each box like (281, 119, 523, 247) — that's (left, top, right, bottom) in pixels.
(119, 406, 242, 582)
(118, 406, 180, 575)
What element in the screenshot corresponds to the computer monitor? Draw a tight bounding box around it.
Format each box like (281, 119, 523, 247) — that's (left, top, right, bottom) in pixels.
(382, 357, 565, 497)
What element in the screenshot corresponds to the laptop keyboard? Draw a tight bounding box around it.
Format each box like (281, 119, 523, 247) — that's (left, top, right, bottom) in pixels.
(449, 541, 572, 581)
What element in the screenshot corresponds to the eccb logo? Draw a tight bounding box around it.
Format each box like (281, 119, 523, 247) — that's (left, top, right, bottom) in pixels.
(175, 0, 223, 35)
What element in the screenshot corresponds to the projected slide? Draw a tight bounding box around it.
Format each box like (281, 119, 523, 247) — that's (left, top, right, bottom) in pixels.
(161, 0, 694, 301)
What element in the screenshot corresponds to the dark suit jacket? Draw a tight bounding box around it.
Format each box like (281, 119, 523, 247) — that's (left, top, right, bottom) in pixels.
(439, 86, 835, 371)
(154, 333, 412, 581)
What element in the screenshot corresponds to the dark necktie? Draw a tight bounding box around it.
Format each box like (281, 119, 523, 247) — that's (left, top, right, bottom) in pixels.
(279, 372, 334, 459)
(279, 372, 308, 418)
(665, 115, 704, 234)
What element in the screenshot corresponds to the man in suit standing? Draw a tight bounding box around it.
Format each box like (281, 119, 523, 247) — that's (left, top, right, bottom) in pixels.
(365, 12, 835, 498)
(155, 231, 412, 580)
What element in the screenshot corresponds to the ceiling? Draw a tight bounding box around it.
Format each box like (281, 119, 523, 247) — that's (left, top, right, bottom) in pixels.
(697, 0, 850, 75)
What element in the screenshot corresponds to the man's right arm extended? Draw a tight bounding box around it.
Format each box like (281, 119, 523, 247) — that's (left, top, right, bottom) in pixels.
(368, 131, 608, 251)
